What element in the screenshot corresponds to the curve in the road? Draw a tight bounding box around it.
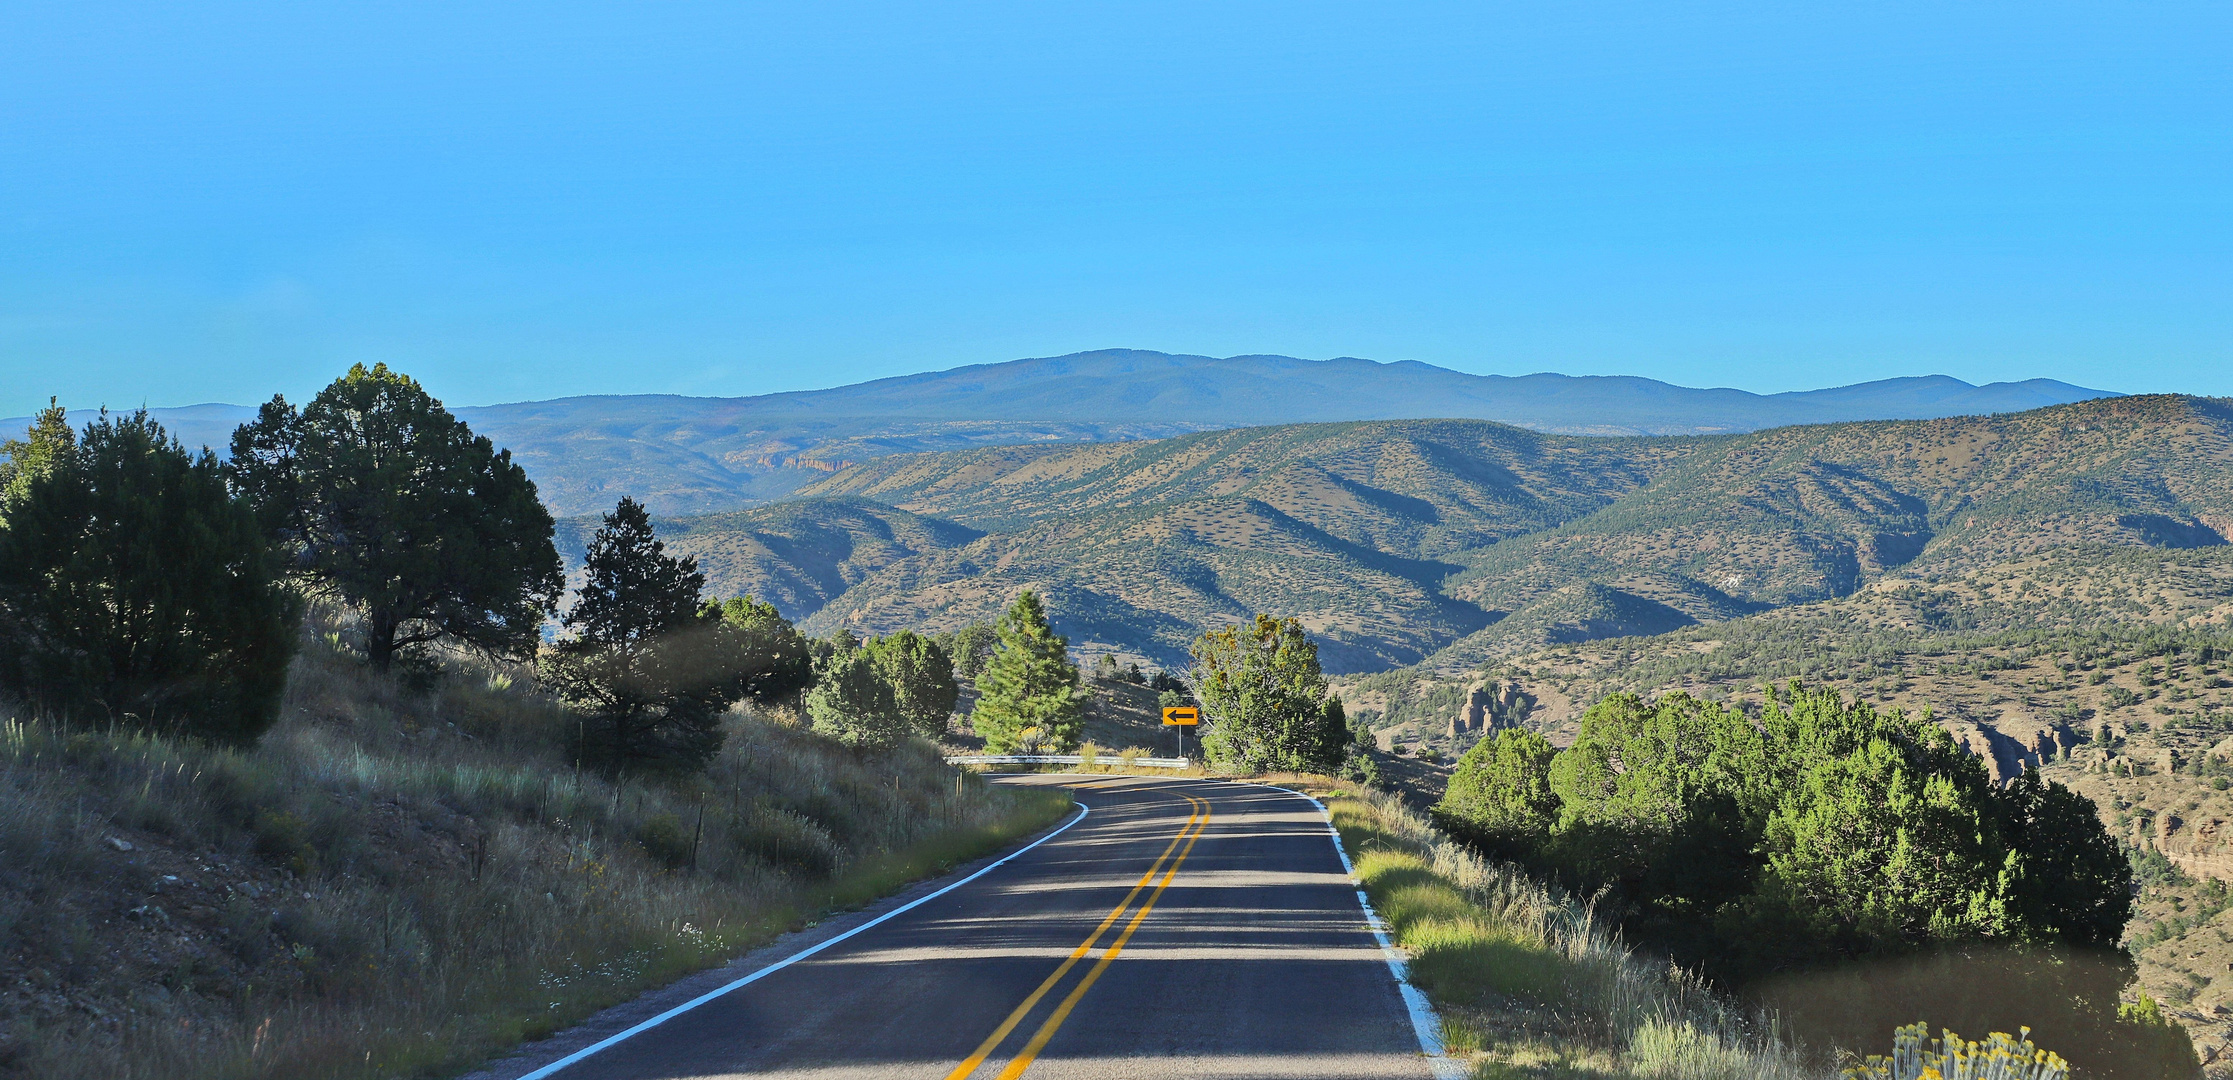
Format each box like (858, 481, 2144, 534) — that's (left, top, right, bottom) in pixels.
(491, 775, 1456, 1080)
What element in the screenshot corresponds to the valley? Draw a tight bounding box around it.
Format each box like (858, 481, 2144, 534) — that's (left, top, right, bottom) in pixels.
(597, 395, 2231, 676)
(573, 391, 2233, 1057)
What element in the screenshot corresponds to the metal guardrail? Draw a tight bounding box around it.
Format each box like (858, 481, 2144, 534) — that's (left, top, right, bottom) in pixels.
(947, 754, 1191, 769)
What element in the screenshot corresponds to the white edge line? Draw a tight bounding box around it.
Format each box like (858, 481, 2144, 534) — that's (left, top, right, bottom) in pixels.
(512, 800, 1092, 1080)
(1247, 782, 1469, 1080)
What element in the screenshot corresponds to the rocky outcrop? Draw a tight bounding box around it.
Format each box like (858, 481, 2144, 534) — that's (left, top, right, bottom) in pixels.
(739, 453, 856, 473)
(2154, 813, 2233, 882)
(1450, 679, 1534, 740)
(1940, 713, 2081, 783)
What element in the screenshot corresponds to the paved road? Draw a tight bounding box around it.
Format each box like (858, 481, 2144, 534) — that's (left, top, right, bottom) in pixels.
(494, 775, 1437, 1080)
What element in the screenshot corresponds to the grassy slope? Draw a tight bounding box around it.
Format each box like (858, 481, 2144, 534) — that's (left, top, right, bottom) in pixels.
(0, 628, 1069, 1080)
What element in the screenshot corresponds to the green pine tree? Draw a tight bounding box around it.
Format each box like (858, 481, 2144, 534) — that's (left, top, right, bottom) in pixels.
(0, 397, 73, 518)
(715, 595, 816, 709)
(541, 497, 745, 769)
(228, 363, 563, 671)
(0, 411, 297, 742)
(971, 590, 1084, 752)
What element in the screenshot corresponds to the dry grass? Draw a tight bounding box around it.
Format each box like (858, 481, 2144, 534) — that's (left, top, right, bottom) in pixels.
(0, 621, 1068, 1080)
(1306, 781, 1812, 1080)
(962, 743, 1210, 779)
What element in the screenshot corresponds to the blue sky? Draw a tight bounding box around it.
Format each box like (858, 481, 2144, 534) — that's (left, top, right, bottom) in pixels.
(2, 1, 2226, 416)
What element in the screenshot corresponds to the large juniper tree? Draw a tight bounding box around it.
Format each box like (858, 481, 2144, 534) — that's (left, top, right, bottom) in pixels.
(1433, 728, 1560, 861)
(868, 630, 959, 740)
(228, 363, 562, 671)
(714, 595, 816, 709)
(0, 411, 296, 742)
(1191, 615, 1348, 773)
(542, 497, 745, 769)
(971, 590, 1084, 752)
(805, 644, 907, 751)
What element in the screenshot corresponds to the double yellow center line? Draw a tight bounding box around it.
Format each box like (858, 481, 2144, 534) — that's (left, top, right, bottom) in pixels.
(942, 790, 1211, 1080)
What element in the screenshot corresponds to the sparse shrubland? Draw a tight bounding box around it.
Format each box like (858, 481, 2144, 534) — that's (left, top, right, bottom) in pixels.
(0, 620, 1067, 1079)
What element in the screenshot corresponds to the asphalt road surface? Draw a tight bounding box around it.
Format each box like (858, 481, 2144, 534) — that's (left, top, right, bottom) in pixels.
(487, 775, 1441, 1080)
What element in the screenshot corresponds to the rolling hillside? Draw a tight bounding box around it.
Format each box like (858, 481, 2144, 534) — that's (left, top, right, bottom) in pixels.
(474, 414, 1205, 516)
(1427, 394, 2233, 670)
(623, 395, 2231, 674)
(793, 498, 1498, 671)
(554, 498, 982, 621)
(794, 418, 1679, 547)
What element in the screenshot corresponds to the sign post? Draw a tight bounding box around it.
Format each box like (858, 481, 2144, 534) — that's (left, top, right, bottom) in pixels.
(1161, 706, 1199, 761)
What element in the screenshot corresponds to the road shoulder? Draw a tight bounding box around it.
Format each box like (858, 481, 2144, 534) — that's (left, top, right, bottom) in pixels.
(456, 791, 1087, 1080)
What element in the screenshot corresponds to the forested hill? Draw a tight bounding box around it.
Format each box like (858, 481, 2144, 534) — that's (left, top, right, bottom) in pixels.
(595, 394, 2231, 674)
(7, 350, 2115, 516)
(552, 349, 2110, 433)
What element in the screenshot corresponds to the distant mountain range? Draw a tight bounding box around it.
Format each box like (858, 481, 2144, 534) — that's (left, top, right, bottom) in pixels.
(7, 349, 2117, 516)
(664, 349, 2113, 431)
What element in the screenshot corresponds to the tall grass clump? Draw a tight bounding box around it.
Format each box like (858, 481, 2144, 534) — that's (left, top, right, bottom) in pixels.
(1315, 781, 1811, 1080)
(0, 614, 1069, 1080)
